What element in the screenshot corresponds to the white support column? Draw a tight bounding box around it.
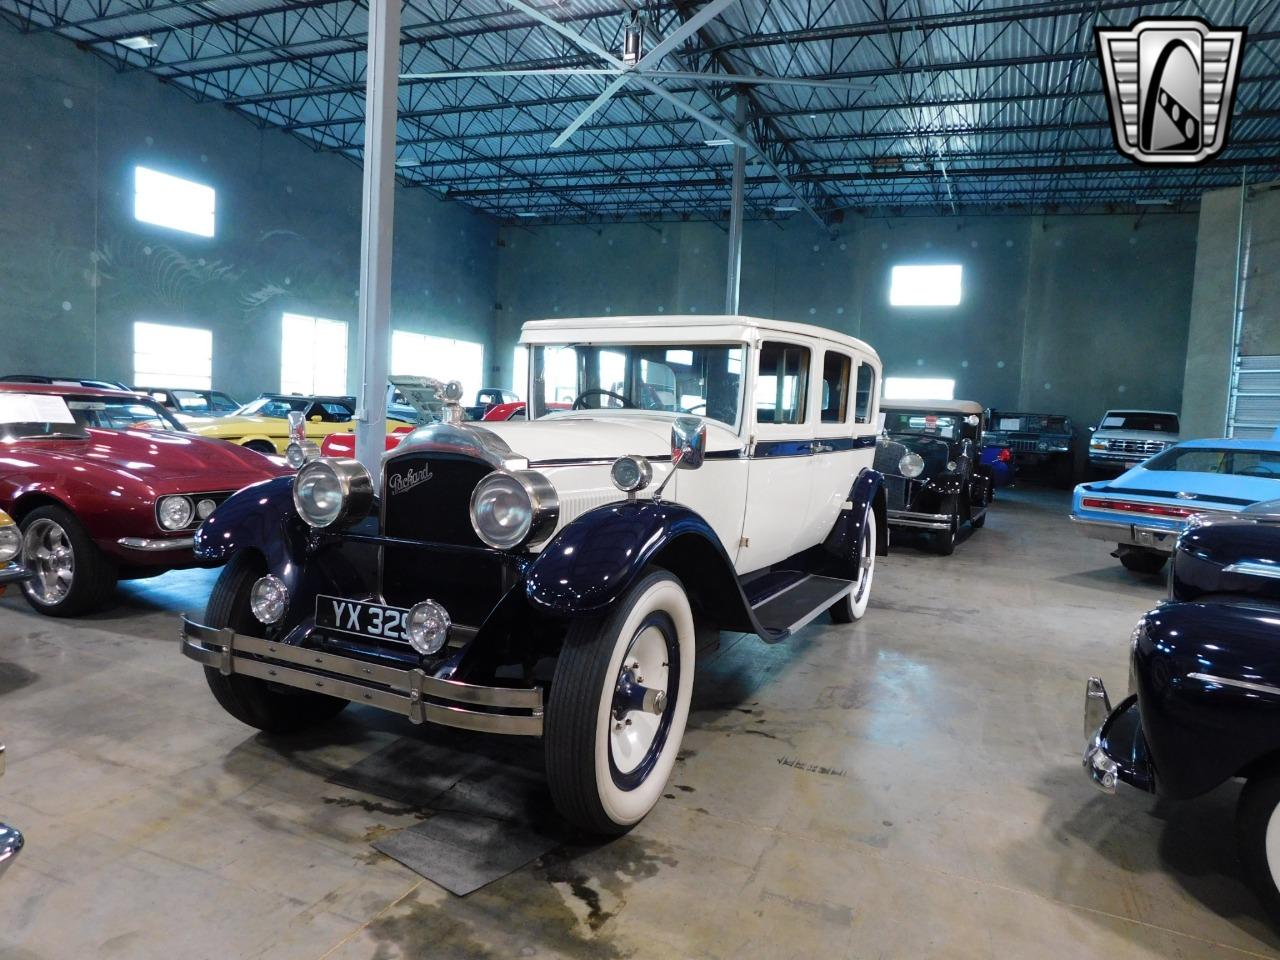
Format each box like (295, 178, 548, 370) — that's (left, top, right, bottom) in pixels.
(354, 0, 401, 477)
(724, 91, 747, 315)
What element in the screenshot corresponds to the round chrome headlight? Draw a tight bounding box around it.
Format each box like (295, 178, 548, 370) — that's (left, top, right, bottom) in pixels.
(196, 498, 218, 521)
(286, 440, 322, 469)
(250, 575, 288, 625)
(946, 460, 958, 472)
(610, 455, 653, 494)
(292, 458, 374, 529)
(158, 495, 194, 531)
(406, 599, 451, 656)
(469, 470, 559, 550)
(899, 452, 925, 479)
(0, 521, 19, 564)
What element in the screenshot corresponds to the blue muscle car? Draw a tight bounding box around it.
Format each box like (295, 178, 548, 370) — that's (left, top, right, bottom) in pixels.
(1071, 437, 1280, 574)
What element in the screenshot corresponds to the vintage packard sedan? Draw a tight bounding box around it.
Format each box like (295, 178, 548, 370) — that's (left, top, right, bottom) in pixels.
(876, 399, 994, 554)
(1084, 511, 1280, 916)
(0, 385, 289, 616)
(179, 315, 888, 834)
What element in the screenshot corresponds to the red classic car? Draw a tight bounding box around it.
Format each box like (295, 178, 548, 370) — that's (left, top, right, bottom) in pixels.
(481, 401, 570, 421)
(0, 384, 290, 616)
(319, 424, 416, 459)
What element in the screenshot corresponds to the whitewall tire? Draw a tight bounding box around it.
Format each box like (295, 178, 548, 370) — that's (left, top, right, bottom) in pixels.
(1237, 770, 1280, 918)
(830, 510, 876, 624)
(545, 569, 695, 834)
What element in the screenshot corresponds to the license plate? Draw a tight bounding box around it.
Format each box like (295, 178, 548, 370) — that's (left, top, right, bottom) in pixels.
(315, 595, 411, 642)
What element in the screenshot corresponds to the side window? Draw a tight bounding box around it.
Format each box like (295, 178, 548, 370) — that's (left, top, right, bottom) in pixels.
(820, 352, 851, 424)
(755, 342, 810, 425)
(854, 363, 875, 424)
(320, 402, 354, 421)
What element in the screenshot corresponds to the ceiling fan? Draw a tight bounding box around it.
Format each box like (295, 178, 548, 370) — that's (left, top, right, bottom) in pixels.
(399, 0, 876, 150)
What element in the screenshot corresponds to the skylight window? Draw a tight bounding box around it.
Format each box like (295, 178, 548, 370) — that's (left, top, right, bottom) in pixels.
(889, 264, 962, 307)
(134, 166, 215, 237)
(883, 377, 956, 400)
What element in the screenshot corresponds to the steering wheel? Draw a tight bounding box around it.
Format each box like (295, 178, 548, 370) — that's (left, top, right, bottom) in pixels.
(681, 402, 707, 415)
(572, 389, 635, 411)
(1240, 465, 1280, 477)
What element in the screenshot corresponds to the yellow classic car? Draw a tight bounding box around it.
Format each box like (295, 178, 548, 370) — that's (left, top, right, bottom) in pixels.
(0, 509, 29, 598)
(187, 394, 409, 456)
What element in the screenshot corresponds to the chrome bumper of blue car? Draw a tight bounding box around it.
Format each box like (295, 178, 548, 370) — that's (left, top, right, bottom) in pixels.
(1070, 516, 1180, 553)
(180, 616, 544, 736)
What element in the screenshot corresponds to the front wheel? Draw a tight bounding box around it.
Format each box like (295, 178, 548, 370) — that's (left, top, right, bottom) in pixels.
(202, 552, 347, 733)
(830, 510, 876, 623)
(544, 569, 695, 835)
(932, 511, 959, 556)
(1237, 770, 1280, 920)
(19, 505, 117, 617)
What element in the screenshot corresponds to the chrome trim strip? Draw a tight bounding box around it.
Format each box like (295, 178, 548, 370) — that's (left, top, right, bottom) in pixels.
(1188, 672, 1280, 696)
(886, 509, 952, 531)
(180, 616, 544, 734)
(1222, 561, 1280, 580)
(117, 536, 196, 551)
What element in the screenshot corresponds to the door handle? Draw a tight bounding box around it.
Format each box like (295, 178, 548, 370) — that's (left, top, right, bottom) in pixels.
(811, 441, 833, 454)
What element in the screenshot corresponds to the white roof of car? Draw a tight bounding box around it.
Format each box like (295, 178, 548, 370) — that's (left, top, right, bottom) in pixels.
(881, 399, 985, 415)
(520, 314, 878, 360)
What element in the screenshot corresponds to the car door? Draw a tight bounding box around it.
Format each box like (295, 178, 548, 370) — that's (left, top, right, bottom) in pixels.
(736, 338, 816, 572)
(804, 347, 877, 545)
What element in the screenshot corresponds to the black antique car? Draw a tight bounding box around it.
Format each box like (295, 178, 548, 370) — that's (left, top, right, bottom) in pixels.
(984, 410, 1074, 485)
(0, 511, 27, 879)
(1085, 509, 1280, 916)
(875, 399, 994, 554)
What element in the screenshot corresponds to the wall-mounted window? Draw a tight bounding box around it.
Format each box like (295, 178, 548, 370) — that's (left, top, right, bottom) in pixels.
(883, 376, 955, 400)
(281, 313, 349, 395)
(134, 166, 215, 237)
(134, 322, 212, 389)
(512, 345, 528, 396)
(889, 264, 962, 306)
(392, 331, 485, 400)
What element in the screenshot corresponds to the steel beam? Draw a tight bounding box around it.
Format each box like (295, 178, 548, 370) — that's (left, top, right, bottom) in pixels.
(353, 0, 399, 477)
(725, 91, 746, 314)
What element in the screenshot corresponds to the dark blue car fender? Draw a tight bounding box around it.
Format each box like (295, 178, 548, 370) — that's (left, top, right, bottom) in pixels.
(823, 469, 887, 569)
(1135, 599, 1280, 799)
(524, 499, 757, 631)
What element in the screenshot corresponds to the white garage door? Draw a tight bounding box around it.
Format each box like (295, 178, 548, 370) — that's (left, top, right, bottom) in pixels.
(1229, 355, 1280, 439)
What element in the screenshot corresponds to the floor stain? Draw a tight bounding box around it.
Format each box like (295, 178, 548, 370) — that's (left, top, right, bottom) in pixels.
(740, 728, 779, 740)
(672, 784, 695, 793)
(322, 795, 429, 819)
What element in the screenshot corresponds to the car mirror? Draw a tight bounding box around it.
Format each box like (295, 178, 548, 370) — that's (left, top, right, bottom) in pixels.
(1088, 425, 1096, 433)
(671, 416, 707, 471)
(308, 415, 323, 423)
(965, 415, 980, 427)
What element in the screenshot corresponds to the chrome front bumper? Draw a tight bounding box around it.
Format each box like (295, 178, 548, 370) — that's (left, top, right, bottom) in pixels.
(180, 617, 544, 736)
(886, 509, 953, 531)
(1070, 516, 1178, 553)
(1081, 677, 1155, 796)
(117, 536, 196, 551)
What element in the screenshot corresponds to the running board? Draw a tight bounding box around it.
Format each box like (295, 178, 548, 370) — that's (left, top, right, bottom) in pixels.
(750, 574, 856, 642)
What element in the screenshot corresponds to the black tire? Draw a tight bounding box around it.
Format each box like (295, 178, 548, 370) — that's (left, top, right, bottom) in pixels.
(933, 513, 958, 556)
(1119, 549, 1166, 575)
(242, 440, 278, 455)
(971, 511, 987, 529)
(18, 505, 117, 617)
(1237, 770, 1280, 920)
(545, 569, 694, 835)
(202, 552, 347, 734)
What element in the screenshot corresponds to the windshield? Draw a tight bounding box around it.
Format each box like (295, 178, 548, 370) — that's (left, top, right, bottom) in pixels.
(883, 411, 970, 440)
(1099, 411, 1179, 432)
(0, 392, 182, 439)
(529, 343, 745, 429)
(1145, 446, 1280, 478)
(172, 389, 239, 414)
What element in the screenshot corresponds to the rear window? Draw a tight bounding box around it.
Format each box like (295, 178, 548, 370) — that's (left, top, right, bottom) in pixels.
(1145, 447, 1280, 477)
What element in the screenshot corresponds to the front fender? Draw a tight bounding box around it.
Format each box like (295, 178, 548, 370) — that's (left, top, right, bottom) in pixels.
(1136, 599, 1280, 799)
(525, 499, 756, 630)
(823, 468, 888, 566)
(195, 476, 310, 592)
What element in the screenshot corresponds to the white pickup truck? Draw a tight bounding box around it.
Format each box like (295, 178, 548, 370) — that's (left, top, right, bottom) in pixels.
(1088, 409, 1181, 473)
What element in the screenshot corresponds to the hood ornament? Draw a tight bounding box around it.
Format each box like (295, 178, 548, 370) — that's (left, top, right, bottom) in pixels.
(1175, 491, 1197, 500)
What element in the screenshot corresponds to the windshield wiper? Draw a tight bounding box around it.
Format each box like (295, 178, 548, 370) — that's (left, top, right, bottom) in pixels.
(14, 432, 86, 440)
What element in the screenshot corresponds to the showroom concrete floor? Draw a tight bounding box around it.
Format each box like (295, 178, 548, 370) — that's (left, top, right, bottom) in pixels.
(0, 486, 1276, 959)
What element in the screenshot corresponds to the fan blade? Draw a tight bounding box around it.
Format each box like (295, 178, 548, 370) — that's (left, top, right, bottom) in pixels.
(546, 0, 740, 148)
(644, 70, 877, 93)
(400, 68, 621, 80)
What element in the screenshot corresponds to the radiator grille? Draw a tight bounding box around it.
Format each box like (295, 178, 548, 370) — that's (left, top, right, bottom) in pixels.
(1105, 438, 1168, 456)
